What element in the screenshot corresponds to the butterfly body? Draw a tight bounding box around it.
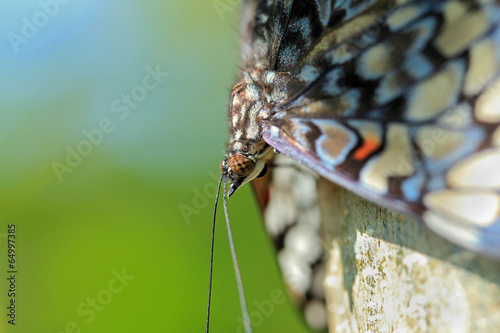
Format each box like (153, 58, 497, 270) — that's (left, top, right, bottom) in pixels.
(222, 68, 290, 195)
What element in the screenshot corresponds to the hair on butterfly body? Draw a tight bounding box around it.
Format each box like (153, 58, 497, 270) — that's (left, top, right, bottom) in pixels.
(220, 68, 297, 196)
(211, 0, 500, 331)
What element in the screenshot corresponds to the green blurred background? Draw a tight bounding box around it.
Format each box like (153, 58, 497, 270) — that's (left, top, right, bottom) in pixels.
(0, 1, 314, 332)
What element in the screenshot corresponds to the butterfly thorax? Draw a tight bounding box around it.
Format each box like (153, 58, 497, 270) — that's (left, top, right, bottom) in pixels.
(221, 69, 293, 196)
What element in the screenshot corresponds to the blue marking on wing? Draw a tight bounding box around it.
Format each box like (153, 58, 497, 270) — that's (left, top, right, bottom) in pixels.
(478, 220, 500, 259)
(401, 172, 425, 202)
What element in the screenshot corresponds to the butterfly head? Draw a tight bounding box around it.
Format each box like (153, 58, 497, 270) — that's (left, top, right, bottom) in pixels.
(220, 146, 273, 197)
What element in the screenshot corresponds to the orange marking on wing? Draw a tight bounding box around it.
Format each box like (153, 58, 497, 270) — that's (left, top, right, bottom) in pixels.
(354, 137, 380, 161)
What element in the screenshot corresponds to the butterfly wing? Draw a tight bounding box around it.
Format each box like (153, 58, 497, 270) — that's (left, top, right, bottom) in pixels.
(261, 0, 500, 258)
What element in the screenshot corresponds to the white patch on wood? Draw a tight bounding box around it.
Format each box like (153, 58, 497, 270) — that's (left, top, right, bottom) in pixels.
(403, 253, 428, 267)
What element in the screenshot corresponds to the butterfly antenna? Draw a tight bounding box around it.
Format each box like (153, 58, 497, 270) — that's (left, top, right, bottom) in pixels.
(206, 173, 224, 333)
(223, 179, 253, 333)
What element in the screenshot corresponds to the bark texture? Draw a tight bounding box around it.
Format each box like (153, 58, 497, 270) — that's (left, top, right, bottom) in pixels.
(318, 179, 500, 333)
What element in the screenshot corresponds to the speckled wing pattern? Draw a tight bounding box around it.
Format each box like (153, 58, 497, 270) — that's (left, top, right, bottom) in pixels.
(239, 0, 500, 256)
(233, 0, 500, 329)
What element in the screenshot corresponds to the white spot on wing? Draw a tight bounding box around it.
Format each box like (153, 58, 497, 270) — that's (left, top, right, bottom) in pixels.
(464, 39, 498, 96)
(299, 65, 320, 82)
(424, 190, 500, 226)
(357, 42, 392, 80)
(476, 78, 500, 123)
(406, 60, 464, 121)
(423, 211, 480, 252)
(386, 4, 423, 30)
(360, 124, 414, 193)
(448, 148, 500, 189)
(435, 9, 489, 57)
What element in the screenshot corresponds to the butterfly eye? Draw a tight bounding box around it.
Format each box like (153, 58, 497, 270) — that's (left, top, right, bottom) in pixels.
(228, 154, 255, 176)
(220, 160, 225, 173)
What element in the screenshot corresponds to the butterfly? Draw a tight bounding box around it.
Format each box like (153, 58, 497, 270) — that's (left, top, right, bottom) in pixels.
(217, 0, 500, 331)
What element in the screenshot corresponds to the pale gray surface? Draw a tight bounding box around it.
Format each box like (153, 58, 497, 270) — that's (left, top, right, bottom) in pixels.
(318, 179, 500, 333)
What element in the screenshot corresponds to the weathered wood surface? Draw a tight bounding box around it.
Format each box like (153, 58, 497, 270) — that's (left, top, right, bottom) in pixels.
(318, 179, 500, 333)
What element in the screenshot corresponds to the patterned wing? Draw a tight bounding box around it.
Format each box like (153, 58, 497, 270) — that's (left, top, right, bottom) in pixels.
(239, 0, 270, 69)
(266, 0, 389, 72)
(261, 0, 500, 258)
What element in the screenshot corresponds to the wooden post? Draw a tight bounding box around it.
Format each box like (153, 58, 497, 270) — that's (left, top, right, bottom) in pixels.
(318, 179, 500, 333)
